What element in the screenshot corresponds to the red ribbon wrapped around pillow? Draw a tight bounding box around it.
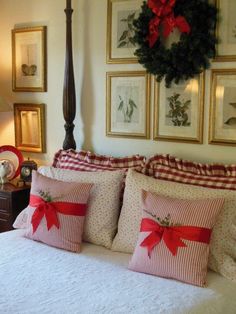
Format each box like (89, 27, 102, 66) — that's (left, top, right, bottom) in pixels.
(30, 195, 87, 233)
(140, 218, 212, 257)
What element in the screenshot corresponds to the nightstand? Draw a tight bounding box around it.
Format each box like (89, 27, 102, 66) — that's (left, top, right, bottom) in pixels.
(0, 183, 30, 233)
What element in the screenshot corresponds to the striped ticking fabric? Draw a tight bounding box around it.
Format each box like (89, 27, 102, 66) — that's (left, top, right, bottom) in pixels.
(24, 171, 93, 252)
(145, 154, 236, 190)
(129, 190, 224, 287)
(52, 149, 146, 173)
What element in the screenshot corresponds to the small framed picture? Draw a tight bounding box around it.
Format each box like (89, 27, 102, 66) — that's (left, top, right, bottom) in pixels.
(106, 0, 142, 64)
(214, 0, 236, 61)
(12, 26, 47, 92)
(209, 69, 236, 146)
(106, 71, 150, 138)
(14, 103, 46, 153)
(153, 73, 205, 143)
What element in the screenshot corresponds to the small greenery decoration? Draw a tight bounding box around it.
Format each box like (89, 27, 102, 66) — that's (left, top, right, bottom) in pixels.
(144, 209, 176, 226)
(144, 209, 182, 227)
(133, 0, 217, 87)
(38, 190, 53, 202)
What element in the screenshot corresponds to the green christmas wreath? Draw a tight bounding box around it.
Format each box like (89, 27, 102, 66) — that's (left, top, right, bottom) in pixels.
(133, 0, 217, 87)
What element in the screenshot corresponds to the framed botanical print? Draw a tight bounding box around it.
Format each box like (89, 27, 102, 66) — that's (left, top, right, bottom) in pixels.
(12, 26, 47, 92)
(209, 69, 236, 146)
(214, 0, 236, 61)
(106, 71, 150, 138)
(106, 0, 143, 64)
(153, 73, 205, 143)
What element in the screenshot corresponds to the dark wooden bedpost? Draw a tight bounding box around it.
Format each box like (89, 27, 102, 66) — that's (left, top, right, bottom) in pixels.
(63, 0, 76, 150)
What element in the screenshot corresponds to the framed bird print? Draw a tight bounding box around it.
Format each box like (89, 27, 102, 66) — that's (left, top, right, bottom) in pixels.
(12, 26, 47, 92)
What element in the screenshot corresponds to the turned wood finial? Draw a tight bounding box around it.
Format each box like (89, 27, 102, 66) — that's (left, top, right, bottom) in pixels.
(62, 0, 76, 150)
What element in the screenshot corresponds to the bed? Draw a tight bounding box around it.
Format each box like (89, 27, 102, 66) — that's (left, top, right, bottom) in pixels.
(1, 1, 236, 313)
(1, 230, 236, 314)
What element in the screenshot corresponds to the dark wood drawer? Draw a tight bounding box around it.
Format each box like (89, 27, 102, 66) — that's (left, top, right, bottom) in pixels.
(0, 210, 10, 219)
(0, 183, 30, 233)
(0, 216, 11, 232)
(0, 195, 10, 211)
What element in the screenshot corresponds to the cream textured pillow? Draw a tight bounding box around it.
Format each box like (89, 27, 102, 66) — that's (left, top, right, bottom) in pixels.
(38, 166, 124, 248)
(112, 169, 236, 282)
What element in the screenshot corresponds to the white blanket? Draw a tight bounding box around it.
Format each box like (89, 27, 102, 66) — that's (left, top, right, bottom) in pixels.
(0, 230, 236, 314)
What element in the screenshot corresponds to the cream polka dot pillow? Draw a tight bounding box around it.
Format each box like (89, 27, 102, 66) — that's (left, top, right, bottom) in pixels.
(38, 166, 124, 248)
(112, 169, 236, 282)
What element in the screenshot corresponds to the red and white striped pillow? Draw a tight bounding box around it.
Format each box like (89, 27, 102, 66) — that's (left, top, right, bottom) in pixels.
(129, 190, 224, 286)
(21, 171, 93, 252)
(53, 149, 146, 173)
(146, 154, 236, 190)
(37, 166, 125, 248)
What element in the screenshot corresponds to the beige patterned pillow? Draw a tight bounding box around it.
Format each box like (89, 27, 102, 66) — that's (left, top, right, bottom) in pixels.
(112, 169, 236, 282)
(38, 166, 124, 248)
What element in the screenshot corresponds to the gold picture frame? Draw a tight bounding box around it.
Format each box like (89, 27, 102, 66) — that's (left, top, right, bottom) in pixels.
(106, 0, 143, 64)
(209, 69, 236, 146)
(14, 103, 46, 153)
(153, 73, 205, 143)
(214, 0, 236, 62)
(12, 26, 47, 92)
(106, 71, 150, 138)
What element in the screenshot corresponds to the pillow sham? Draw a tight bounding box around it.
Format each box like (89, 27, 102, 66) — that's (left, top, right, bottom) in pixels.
(38, 166, 124, 248)
(129, 190, 224, 286)
(52, 149, 146, 173)
(112, 169, 236, 282)
(145, 154, 236, 190)
(18, 171, 93, 252)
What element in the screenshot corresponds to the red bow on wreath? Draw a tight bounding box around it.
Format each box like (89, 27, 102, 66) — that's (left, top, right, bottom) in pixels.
(147, 0, 191, 48)
(140, 218, 211, 257)
(30, 195, 87, 233)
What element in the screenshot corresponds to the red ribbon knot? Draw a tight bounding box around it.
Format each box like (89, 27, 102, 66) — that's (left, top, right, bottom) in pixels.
(140, 218, 212, 257)
(30, 195, 87, 234)
(147, 0, 191, 48)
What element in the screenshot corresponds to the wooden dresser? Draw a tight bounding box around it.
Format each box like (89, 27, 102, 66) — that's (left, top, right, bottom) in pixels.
(0, 183, 30, 233)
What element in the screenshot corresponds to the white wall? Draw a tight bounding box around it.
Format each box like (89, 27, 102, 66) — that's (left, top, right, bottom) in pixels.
(0, 0, 236, 166)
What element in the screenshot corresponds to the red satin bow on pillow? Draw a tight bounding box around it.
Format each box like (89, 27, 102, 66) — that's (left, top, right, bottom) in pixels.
(30, 195, 87, 233)
(140, 218, 212, 257)
(147, 0, 191, 48)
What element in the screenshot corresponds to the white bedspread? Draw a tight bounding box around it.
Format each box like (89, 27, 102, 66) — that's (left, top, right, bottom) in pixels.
(0, 230, 236, 314)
